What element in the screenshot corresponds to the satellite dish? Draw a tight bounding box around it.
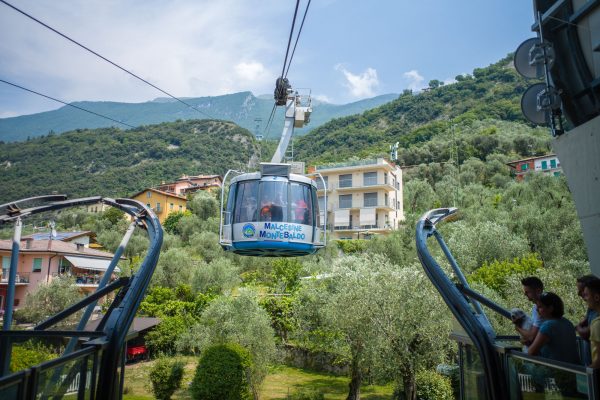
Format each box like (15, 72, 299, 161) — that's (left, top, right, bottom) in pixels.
(521, 83, 550, 125)
(514, 38, 554, 79)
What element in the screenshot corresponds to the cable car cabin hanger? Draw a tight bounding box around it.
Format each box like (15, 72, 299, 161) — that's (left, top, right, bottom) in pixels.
(219, 83, 327, 257)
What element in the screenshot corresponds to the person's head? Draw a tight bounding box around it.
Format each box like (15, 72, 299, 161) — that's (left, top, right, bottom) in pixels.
(583, 279, 600, 310)
(577, 274, 599, 298)
(521, 276, 544, 302)
(536, 292, 564, 319)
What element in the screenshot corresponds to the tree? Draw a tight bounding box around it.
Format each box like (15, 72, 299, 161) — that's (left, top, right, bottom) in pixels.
(162, 211, 190, 235)
(294, 255, 452, 400)
(188, 190, 220, 221)
(152, 248, 195, 288)
(14, 277, 83, 327)
(404, 179, 438, 215)
(191, 258, 241, 295)
(176, 290, 276, 394)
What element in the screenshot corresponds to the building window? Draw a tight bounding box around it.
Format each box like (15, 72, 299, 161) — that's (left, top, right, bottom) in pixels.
(179, 205, 183, 211)
(384, 173, 388, 185)
(156, 203, 161, 212)
(521, 164, 528, 171)
(550, 159, 557, 168)
(363, 172, 377, 186)
(541, 160, 548, 170)
(339, 194, 352, 209)
(554, 171, 561, 177)
(317, 176, 328, 190)
(146, 191, 152, 198)
(339, 174, 353, 188)
(2, 256, 10, 280)
(385, 193, 389, 207)
(364, 192, 377, 207)
(170, 203, 174, 210)
(32, 258, 42, 272)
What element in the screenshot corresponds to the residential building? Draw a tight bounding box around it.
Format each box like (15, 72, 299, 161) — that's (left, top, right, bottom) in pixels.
(154, 174, 222, 196)
(507, 154, 562, 181)
(0, 239, 119, 310)
(86, 203, 112, 214)
(21, 231, 96, 248)
(130, 188, 187, 224)
(310, 158, 404, 240)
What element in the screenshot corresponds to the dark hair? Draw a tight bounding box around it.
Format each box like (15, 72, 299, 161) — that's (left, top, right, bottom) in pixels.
(577, 274, 599, 285)
(586, 279, 600, 296)
(521, 276, 544, 291)
(538, 292, 564, 318)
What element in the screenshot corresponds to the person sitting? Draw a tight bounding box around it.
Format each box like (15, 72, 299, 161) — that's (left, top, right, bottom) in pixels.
(528, 292, 580, 364)
(576, 275, 599, 340)
(583, 279, 600, 368)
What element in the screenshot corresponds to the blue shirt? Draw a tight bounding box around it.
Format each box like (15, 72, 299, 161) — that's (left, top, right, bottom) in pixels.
(587, 308, 599, 327)
(538, 318, 580, 364)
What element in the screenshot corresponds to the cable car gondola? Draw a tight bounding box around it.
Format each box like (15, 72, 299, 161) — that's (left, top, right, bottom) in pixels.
(219, 84, 327, 257)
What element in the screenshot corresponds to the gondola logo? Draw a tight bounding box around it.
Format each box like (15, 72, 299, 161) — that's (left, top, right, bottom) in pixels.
(242, 223, 256, 238)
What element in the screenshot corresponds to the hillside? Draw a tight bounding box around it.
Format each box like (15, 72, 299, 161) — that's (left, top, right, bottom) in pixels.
(0, 92, 398, 142)
(295, 55, 536, 164)
(0, 119, 258, 203)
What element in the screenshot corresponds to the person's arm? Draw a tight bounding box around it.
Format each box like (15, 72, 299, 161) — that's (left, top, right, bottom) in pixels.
(528, 331, 549, 356)
(515, 325, 539, 344)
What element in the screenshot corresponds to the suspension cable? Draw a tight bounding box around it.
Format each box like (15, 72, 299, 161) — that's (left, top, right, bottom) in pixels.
(0, 79, 135, 129)
(0, 0, 215, 119)
(285, 0, 311, 78)
(280, 0, 301, 79)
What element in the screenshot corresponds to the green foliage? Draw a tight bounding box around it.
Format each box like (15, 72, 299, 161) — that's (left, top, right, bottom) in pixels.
(0, 119, 258, 203)
(152, 248, 195, 288)
(10, 340, 55, 373)
(415, 370, 453, 400)
(162, 211, 191, 235)
(468, 253, 543, 295)
(176, 290, 276, 389)
(149, 358, 185, 400)
(140, 285, 212, 318)
(13, 276, 83, 327)
(335, 239, 368, 254)
(270, 258, 303, 292)
(145, 315, 191, 356)
(188, 191, 220, 221)
(191, 258, 240, 295)
(259, 295, 296, 342)
(289, 388, 325, 400)
(101, 207, 126, 225)
(190, 343, 253, 400)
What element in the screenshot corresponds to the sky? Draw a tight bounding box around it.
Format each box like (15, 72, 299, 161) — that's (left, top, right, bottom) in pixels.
(0, 0, 535, 118)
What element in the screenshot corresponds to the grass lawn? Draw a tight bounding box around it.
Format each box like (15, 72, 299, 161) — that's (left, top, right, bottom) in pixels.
(123, 360, 393, 400)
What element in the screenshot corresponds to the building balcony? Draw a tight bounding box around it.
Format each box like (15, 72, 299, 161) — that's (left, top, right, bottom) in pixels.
(315, 158, 395, 172)
(0, 272, 30, 285)
(333, 224, 393, 233)
(334, 202, 395, 212)
(318, 180, 397, 192)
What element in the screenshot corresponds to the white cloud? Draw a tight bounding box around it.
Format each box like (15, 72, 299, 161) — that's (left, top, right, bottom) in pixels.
(443, 76, 458, 85)
(402, 70, 425, 91)
(335, 65, 379, 98)
(234, 61, 270, 83)
(313, 94, 333, 103)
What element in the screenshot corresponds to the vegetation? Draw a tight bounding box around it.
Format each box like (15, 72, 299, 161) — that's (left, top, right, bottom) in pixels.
(190, 343, 253, 400)
(10, 340, 56, 373)
(149, 358, 185, 400)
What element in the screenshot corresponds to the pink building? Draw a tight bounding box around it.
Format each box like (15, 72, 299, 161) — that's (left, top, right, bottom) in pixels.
(506, 154, 562, 181)
(0, 238, 118, 310)
(154, 174, 222, 196)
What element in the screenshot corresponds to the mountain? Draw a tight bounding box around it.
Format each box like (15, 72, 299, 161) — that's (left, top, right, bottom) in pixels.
(0, 92, 398, 142)
(295, 55, 536, 164)
(0, 119, 258, 203)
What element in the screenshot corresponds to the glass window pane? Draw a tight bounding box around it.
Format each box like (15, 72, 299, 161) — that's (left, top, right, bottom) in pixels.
(234, 181, 259, 223)
(2, 256, 10, 269)
(363, 172, 377, 186)
(339, 174, 353, 188)
(317, 176, 328, 190)
(33, 258, 42, 272)
(291, 183, 313, 225)
(339, 194, 352, 209)
(364, 192, 377, 207)
(259, 181, 288, 222)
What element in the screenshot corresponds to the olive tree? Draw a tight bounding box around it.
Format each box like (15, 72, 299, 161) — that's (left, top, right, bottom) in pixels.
(294, 254, 452, 400)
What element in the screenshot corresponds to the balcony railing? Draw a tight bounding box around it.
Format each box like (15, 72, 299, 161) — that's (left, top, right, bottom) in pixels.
(316, 158, 382, 170)
(0, 272, 30, 284)
(333, 224, 392, 231)
(318, 180, 396, 191)
(334, 202, 394, 210)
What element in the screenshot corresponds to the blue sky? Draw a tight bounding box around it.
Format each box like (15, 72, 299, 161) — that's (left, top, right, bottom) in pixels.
(0, 0, 535, 118)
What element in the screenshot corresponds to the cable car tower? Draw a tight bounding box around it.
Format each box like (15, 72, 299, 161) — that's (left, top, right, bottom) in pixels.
(218, 78, 327, 257)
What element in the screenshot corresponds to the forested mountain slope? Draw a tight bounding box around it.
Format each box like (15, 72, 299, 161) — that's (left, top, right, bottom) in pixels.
(0, 92, 398, 142)
(0, 119, 257, 203)
(295, 55, 537, 164)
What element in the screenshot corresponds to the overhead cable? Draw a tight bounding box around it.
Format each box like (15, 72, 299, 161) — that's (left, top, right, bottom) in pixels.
(0, 79, 136, 129)
(0, 0, 215, 119)
(285, 0, 311, 78)
(280, 0, 301, 78)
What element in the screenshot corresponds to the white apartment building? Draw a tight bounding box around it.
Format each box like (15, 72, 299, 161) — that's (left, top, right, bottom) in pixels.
(311, 158, 404, 240)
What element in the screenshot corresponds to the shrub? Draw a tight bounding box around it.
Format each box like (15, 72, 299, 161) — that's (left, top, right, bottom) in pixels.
(190, 343, 253, 400)
(145, 316, 190, 356)
(468, 253, 543, 295)
(335, 239, 368, 254)
(149, 358, 185, 400)
(10, 340, 55, 372)
(415, 369, 453, 400)
(289, 388, 325, 400)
